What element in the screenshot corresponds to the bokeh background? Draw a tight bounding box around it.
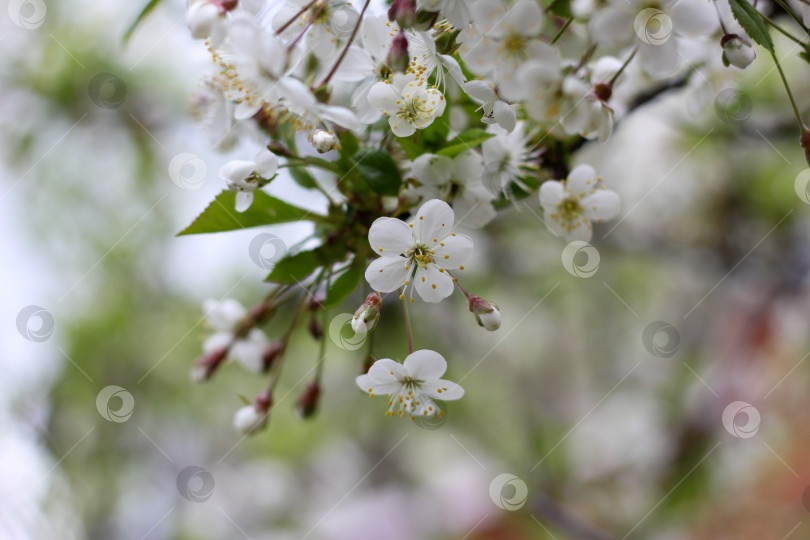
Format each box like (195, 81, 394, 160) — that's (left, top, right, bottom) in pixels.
(4, 1, 810, 539)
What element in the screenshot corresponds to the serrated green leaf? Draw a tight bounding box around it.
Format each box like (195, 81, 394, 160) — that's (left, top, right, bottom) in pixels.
(265, 249, 322, 283)
(123, 0, 164, 43)
(728, 0, 774, 52)
(437, 129, 495, 158)
(178, 190, 316, 236)
(353, 148, 403, 197)
(324, 257, 365, 307)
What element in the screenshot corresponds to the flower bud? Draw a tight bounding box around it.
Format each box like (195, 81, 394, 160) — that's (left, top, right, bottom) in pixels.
(296, 381, 321, 419)
(263, 340, 285, 372)
(310, 130, 339, 153)
(191, 346, 229, 382)
(233, 405, 268, 435)
(388, 0, 417, 28)
(721, 34, 756, 69)
(468, 295, 501, 331)
(802, 128, 810, 168)
(352, 293, 382, 333)
(593, 82, 612, 103)
(387, 31, 410, 73)
(308, 317, 324, 340)
(186, 0, 222, 40)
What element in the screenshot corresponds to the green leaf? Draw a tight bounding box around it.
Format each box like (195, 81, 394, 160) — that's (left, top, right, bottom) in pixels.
(728, 0, 774, 52)
(353, 148, 403, 197)
(548, 0, 572, 18)
(178, 190, 315, 236)
(265, 249, 322, 284)
(437, 129, 495, 158)
(288, 166, 319, 189)
(123, 0, 164, 43)
(324, 257, 365, 308)
(397, 136, 424, 161)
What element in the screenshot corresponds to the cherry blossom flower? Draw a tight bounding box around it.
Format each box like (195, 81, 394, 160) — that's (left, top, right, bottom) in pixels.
(539, 164, 620, 242)
(368, 72, 446, 137)
(411, 151, 496, 228)
(202, 299, 270, 373)
(463, 80, 516, 132)
(365, 199, 473, 302)
(356, 349, 464, 418)
(219, 149, 278, 212)
(481, 122, 533, 196)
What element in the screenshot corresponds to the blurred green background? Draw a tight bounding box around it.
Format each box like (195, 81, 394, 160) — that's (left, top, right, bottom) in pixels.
(4, 1, 810, 539)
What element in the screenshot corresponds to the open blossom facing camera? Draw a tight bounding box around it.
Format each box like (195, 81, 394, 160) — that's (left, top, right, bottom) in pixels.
(368, 72, 446, 137)
(365, 200, 473, 302)
(356, 349, 464, 418)
(540, 165, 620, 242)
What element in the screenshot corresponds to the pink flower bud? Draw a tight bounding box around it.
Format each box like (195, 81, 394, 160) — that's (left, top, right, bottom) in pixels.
(468, 295, 501, 332)
(388, 0, 417, 28)
(263, 341, 285, 372)
(296, 382, 321, 419)
(352, 293, 382, 333)
(191, 346, 229, 382)
(387, 31, 410, 73)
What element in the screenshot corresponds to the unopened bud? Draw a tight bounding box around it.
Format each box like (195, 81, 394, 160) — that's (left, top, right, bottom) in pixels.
(352, 293, 382, 333)
(434, 29, 461, 55)
(388, 0, 417, 28)
(263, 341, 285, 372)
(721, 34, 756, 69)
(308, 317, 324, 340)
(802, 128, 810, 167)
(233, 405, 267, 435)
(186, 0, 222, 40)
(593, 82, 612, 103)
(214, 0, 238, 11)
(191, 346, 229, 382)
(310, 130, 339, 153)
(296, 382, 321, 419)
(387, 31, 410, 73)
(468, 295, 501, 331)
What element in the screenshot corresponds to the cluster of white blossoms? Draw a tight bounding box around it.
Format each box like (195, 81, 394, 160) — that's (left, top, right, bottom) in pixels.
(177, 0, 805, 431)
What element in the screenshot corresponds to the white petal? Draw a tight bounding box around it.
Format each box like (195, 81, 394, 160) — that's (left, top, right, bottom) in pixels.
(320, 104, 361, 131)
(412, 154, 454, 186)
(204, 298, 246, 330)
(369, 217, 414, 254)
(590, 7, 633, 45)
(414, 264, 455, 302)
(365, 256, 410, 292)
(453, 192, 497, 228)
(368, 358, 408, 381)
(403, 349, 447, 379)
(390, 118, 417, 137)
(420, 379, 464, 400)
(235, 191, 254, 212)
(638, 41, 679, 78)
(203, 332, 232, 353)
(564, 218, 593, 242)
(566, 164, 597, 196)
(414, 199, 455, 242)
(368, 81, 398, 113)
(582, 190, 621, 221)
(356, 374, 402, 395)
(230, 329, 269, 373)
(544, 212, 566, 237)
(493, 100, 516, 132)
(463, 80, 496, 103)
(220, 160, 256, 182)
(254, 149, 278, 178)
(452, 150, 484, 182)
(504, 0, 543, 36)
(432, 234, 473, 268)
(539, 180, 564, 210)
(669, 0, 717, 36)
